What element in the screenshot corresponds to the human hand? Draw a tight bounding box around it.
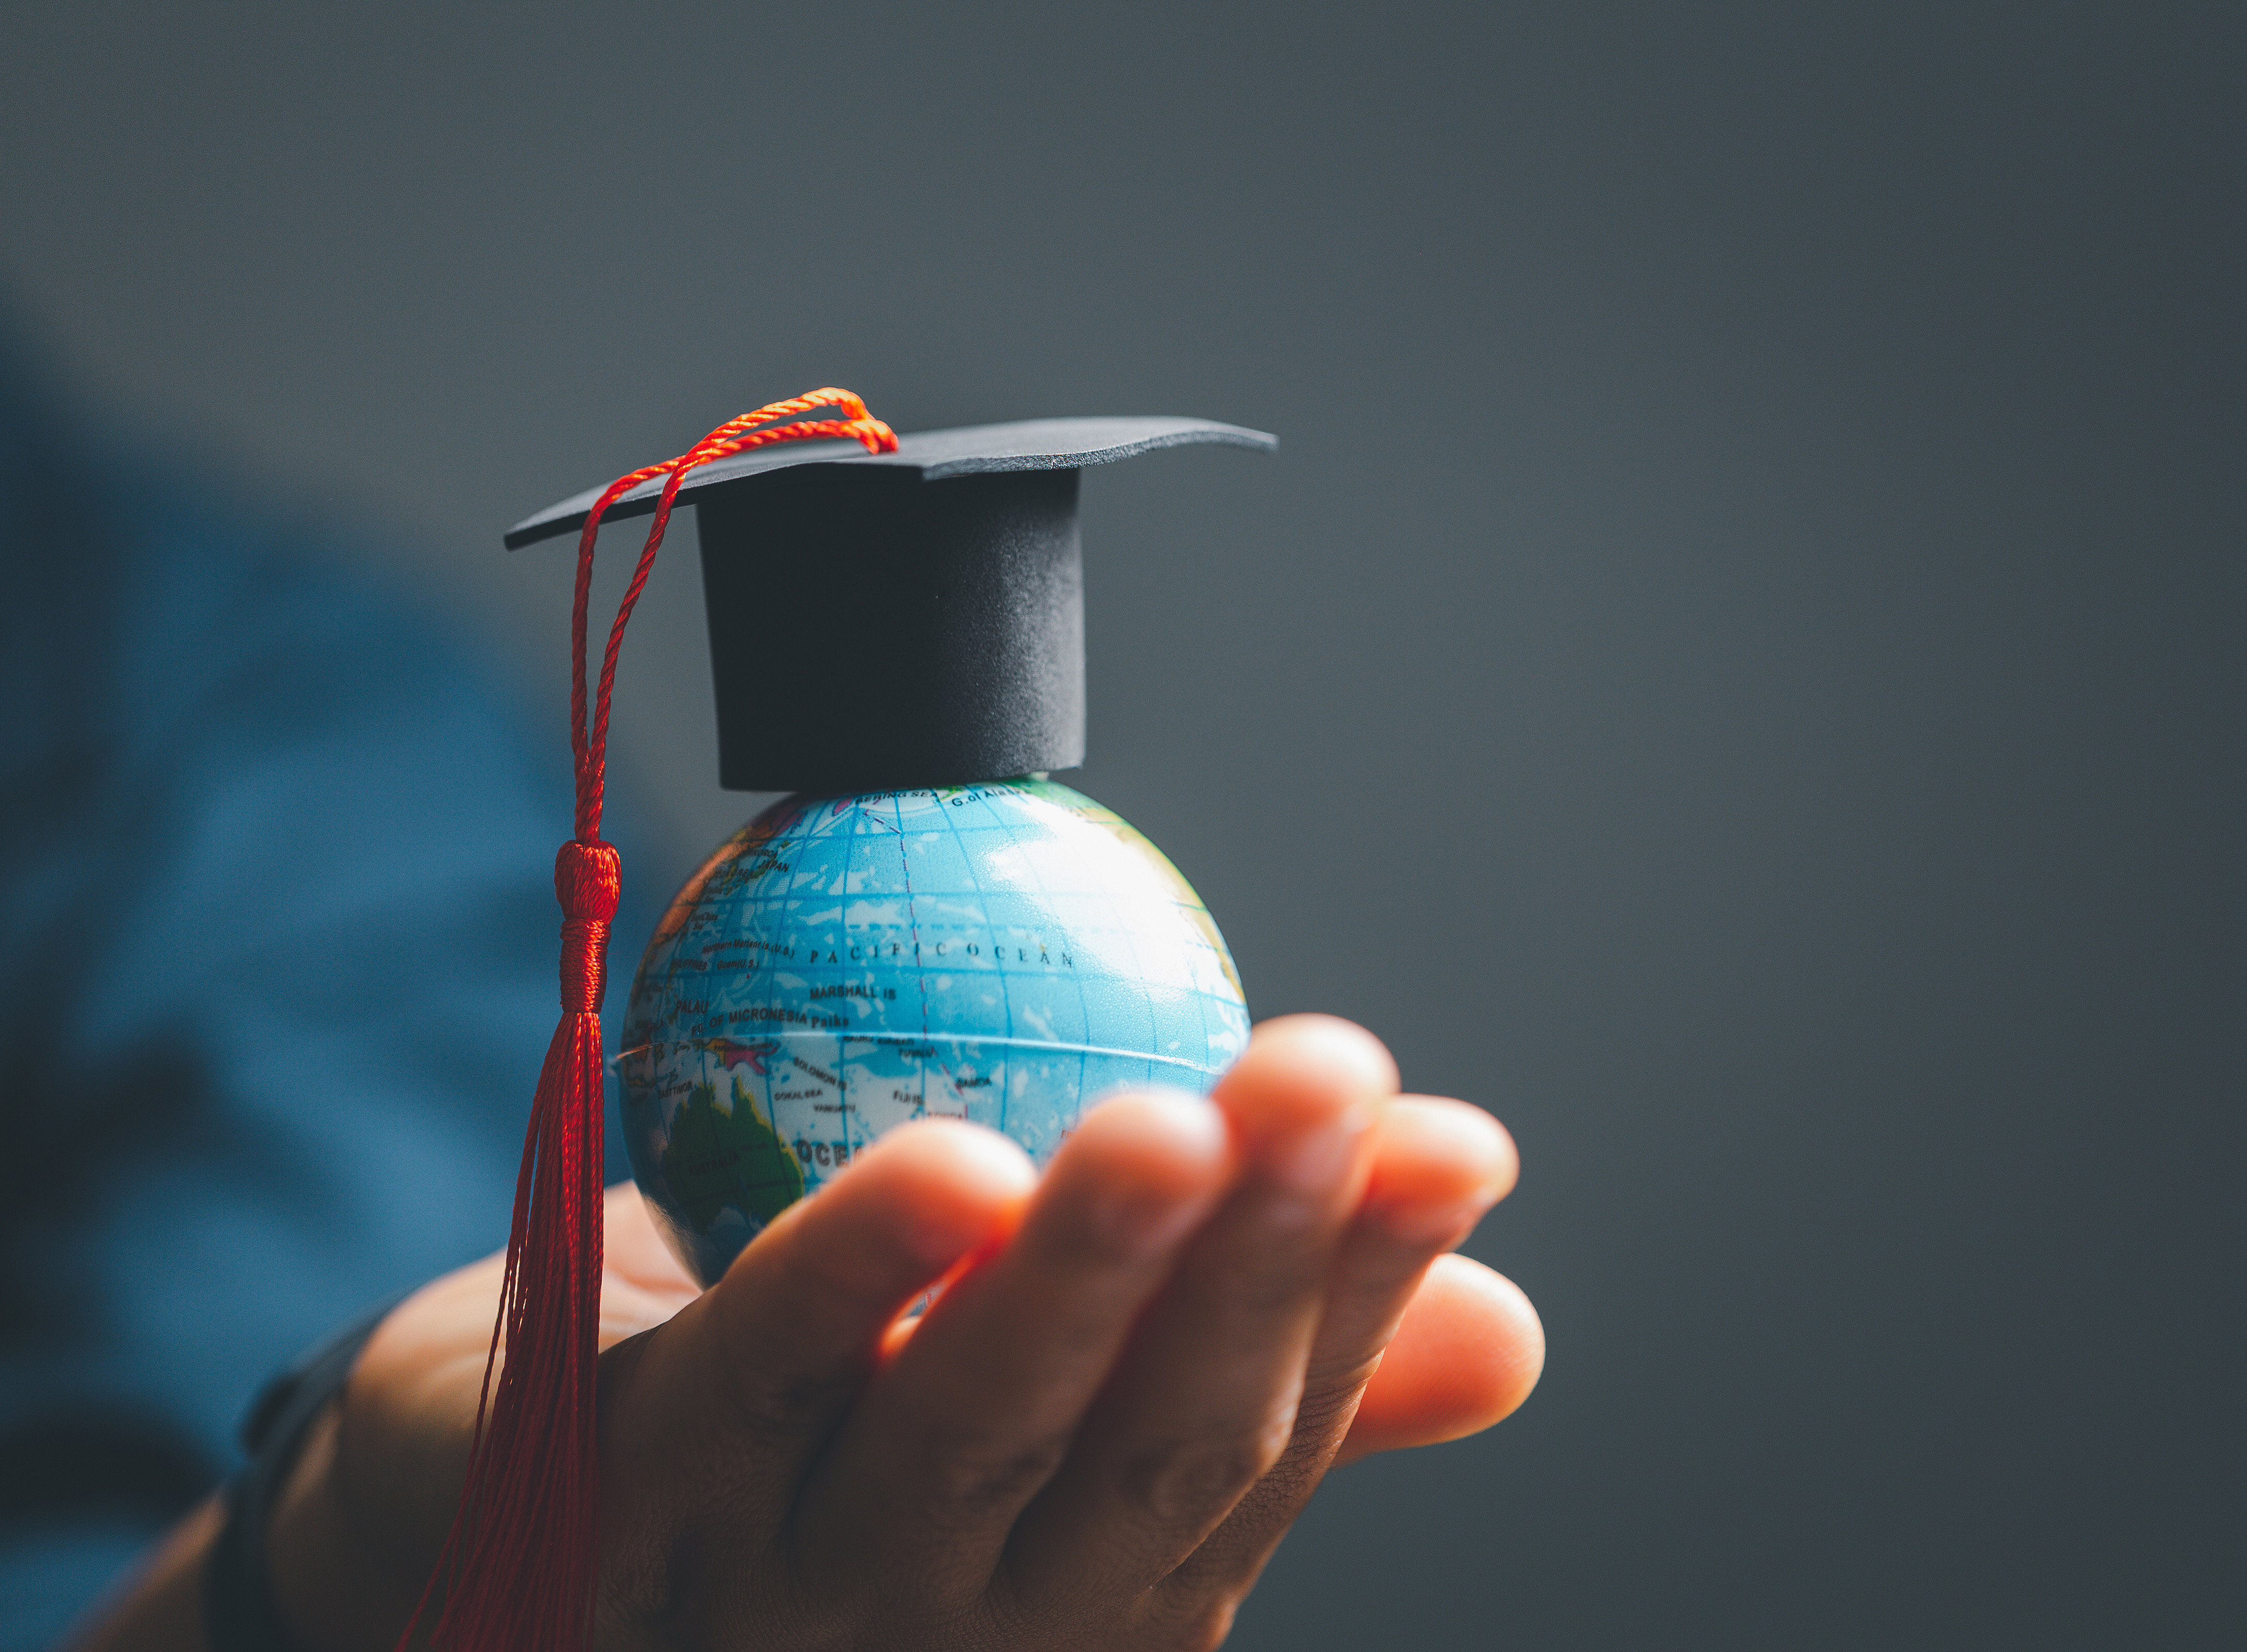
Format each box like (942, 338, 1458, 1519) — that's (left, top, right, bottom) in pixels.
(268, 1016, 1543, 1651)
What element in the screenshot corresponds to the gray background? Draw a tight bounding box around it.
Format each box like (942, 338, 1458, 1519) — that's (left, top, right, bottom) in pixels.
(5, 2, 2239, 1645)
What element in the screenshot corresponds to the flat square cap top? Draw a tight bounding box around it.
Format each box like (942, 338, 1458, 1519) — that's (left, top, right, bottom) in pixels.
(502, 415, 1277, 550)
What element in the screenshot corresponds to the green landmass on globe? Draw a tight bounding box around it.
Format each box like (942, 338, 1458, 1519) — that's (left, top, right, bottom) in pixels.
(616, 778, 1251, 1287)
(658, 1074, 806, 1234)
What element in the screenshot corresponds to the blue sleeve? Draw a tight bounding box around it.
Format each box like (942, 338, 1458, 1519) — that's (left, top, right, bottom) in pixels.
(0, 440, 628, 1641)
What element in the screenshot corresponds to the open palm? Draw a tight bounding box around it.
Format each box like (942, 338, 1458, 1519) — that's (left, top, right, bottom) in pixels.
(265, 1017, 1544, 1652)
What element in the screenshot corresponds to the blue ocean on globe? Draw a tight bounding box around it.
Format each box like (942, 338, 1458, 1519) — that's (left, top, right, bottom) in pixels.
(616, 778, 1251, 1286)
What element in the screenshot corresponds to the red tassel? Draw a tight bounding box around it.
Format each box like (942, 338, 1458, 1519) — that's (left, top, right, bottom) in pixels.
(401, 392, 894, 1652)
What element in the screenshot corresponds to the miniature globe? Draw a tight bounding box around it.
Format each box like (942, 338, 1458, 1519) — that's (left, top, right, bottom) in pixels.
(616, 778, 1251, 1286)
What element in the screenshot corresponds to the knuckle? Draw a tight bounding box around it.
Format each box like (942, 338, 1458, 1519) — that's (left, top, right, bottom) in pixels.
(1288, 1357, 1379, 1439)
(718, 1364, 864, 1445)
(915, 1425, 1071, 1517)
(1117, 1412, 1296, 1528)
(1206, 1252, 1325, 1319)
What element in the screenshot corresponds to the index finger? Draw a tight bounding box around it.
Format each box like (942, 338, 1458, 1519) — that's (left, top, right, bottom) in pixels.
(601, 1119, 1036, 1537)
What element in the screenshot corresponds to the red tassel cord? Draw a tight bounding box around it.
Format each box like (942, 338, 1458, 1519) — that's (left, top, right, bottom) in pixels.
(401, 392, 897, 1651)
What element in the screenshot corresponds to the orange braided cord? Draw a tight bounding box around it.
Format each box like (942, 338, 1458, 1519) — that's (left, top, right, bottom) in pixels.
(566, 391, 896, 839)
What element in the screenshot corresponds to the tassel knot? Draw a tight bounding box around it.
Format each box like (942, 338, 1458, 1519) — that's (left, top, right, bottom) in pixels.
(555, 838, 622, 923)
(556, 841, 619, 1017)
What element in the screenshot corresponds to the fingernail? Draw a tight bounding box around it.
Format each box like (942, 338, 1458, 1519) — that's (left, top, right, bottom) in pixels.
(1269, 1102, 1374, 1196)
(1379, 1189, 1499, 1248)
(1090, 1091, 1229, 1258)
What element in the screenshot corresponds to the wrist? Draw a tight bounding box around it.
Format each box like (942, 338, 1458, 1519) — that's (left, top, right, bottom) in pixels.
(198, 1301, 401, 1652)
(263, 1402, 418, 1652)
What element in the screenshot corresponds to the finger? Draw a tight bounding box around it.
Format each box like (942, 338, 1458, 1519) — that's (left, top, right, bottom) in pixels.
(1153, 1096, 1518, 1614)
(1004, 1016, 1395, 1612)
(600, 1119, 1036, 1542)
(1334, 1253, 1545, 1464)
(792, 1090, 1233, 1589)
(1292, 1098, 1517, 1445)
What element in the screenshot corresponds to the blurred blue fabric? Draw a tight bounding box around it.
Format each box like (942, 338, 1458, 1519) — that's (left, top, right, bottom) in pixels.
(0, 327, 636, 1644)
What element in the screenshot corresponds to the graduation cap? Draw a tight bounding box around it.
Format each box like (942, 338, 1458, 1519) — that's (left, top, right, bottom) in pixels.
(504, 415, 1277, 796)
(411, 394, 1275, 1652)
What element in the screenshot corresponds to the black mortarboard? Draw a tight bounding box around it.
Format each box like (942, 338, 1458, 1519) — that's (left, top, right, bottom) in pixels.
(504, 417, 1275, 797)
